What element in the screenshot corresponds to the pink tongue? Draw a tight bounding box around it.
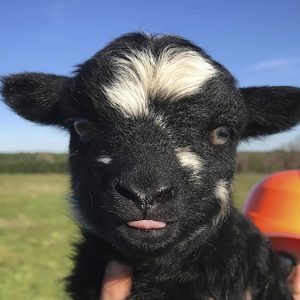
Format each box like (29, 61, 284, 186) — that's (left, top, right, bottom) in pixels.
(127, 220, 166, 230)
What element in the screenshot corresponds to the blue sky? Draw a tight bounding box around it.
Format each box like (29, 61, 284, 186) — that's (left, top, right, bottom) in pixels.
(0, 0, 299, 152)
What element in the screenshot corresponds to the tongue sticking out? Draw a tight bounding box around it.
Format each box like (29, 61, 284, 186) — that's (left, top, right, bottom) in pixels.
(127, 220, 166, 230)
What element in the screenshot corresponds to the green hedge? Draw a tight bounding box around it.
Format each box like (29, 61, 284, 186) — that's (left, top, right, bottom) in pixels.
(0, 153, 68, 173)
(0, 151, 299, 174)
(236, 151, 300, 173)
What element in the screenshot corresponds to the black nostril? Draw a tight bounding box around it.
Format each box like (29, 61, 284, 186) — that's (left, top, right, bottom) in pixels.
(115, 181, 174, 208)
(153, 186, 174, 204)
(115, 182, 140, 202)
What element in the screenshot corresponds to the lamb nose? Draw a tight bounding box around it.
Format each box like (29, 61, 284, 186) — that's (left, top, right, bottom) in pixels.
(115, 181, 174, 207)
(152, 186, 174, 204)
(115, 181, 141, 202)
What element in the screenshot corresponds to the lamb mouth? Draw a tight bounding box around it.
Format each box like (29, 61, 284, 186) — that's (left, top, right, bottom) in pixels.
(127, 220, 167, 230)
(114, 221, 179, 256)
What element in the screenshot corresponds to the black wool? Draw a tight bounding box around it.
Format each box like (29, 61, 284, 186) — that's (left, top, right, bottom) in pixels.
(2, 32, 299, 300)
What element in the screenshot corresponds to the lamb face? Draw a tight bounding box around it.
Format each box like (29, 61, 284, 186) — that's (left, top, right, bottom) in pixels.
(66, 34, 245, 256)
(2, 33, 300, 260)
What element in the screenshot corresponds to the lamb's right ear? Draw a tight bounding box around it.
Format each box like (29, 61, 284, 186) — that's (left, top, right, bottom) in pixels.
(1, 72, 71, 125)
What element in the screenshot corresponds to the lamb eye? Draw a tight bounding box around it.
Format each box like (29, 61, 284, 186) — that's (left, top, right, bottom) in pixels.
(74, 118, 94, 142)
(211, 126, 231, 145)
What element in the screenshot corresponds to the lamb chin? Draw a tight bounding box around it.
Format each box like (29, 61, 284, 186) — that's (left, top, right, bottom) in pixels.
(112, 222, 179, 254)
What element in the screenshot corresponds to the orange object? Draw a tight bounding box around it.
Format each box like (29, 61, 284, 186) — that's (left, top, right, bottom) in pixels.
(243, 169, 300, 239)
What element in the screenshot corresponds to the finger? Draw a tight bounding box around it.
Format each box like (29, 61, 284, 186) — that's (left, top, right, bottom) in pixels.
(100, 260, 132, 300)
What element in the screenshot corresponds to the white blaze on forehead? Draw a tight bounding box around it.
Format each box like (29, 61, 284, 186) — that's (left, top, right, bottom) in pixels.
(103, 47, 217, 118)
(175, 147, 204, 181)
(96, 155, 113, 164)
(213, 179, 231, 225)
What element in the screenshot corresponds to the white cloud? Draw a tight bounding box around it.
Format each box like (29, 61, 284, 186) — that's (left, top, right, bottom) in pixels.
(247, 57, 300, 72)
(46, 0, 81, 23)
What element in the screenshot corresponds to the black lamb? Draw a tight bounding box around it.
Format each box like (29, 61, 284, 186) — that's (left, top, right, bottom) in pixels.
(2, 33, 300, 300)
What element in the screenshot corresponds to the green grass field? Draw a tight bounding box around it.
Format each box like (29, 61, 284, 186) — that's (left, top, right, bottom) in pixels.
(0, 173, 265, 299)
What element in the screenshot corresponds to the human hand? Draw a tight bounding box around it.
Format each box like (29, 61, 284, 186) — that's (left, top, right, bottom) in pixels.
(100, 260, 132, 300)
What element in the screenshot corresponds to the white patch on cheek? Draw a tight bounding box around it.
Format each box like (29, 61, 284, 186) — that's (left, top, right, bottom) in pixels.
(215, 179, 230, 202)
(96, 155, 113, 164)
(175, 147, 204, 182)
(103, 46, 217, 118)
(213, 179, 231, 225)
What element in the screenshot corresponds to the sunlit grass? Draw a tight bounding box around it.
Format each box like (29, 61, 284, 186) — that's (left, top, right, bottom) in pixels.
(0, 174, 76, 300)
(0, 173, 266, 299)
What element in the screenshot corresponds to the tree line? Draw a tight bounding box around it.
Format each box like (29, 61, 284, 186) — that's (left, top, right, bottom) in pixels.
(0, 151, 299, 174)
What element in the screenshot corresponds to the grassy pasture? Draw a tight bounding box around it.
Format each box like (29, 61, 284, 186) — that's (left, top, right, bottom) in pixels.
(0, 173, 265, 299)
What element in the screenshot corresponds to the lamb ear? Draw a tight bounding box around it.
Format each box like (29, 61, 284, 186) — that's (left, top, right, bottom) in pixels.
(1, 72, 71, 125)
(241, 86, 300, 139)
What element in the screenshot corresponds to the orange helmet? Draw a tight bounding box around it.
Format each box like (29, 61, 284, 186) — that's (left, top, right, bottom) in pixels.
(243, 169, 300, 239)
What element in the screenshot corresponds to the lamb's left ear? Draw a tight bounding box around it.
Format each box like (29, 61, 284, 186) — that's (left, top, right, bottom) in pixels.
(241, 86, 300, 139)
(1, 72, 71, 126)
